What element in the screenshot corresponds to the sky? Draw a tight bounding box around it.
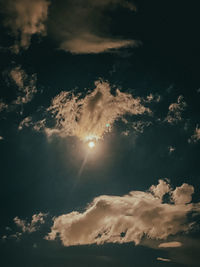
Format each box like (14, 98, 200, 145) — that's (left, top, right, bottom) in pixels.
(0, 0, 200, 266)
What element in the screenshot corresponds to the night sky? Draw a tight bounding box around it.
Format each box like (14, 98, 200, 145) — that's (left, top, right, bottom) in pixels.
(0, 0, 200, 266)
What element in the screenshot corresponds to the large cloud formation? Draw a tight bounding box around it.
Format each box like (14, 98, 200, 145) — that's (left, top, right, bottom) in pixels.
(49, 0, 139, 54)
(45, 180, 200, 247)
(43, 80, 151, 141)
(1, 0, 50, 52)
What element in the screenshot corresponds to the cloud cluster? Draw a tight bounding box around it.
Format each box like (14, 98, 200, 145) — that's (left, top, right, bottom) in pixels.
(14, 212, 47, 233)
(1, 0, 50, 52)
(45, 179, 200, 247)
(50, 0, 139, 54)
(165, 95, 187, 124)
(44, 80, 151, 141)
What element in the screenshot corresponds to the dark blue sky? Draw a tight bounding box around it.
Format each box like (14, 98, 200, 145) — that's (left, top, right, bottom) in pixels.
(0, 0, 200, 266)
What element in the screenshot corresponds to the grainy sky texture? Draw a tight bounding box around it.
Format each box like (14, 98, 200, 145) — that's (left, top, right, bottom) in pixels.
(0, 1, 200, 267)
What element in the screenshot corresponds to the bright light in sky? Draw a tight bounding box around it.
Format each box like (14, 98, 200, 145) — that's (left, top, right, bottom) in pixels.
(88, 141, 95, 148)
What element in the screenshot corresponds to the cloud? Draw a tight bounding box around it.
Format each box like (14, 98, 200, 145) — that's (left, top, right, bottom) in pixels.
(168, 146, 175, 154)
(40, 80, 151, 141)
(159, 241, 182, 248)
(49, 0, 139, 54)
(132, 121, 152, 133)
(9, 66, 37, 105)
(188, 126, 200, 143)
(60, 34, 138, 54)
(14, 212, 47, 233)
(1, 0, 50, 52)
(157, 257, 171, 262)
(0, 66, 37, 114)
(165, 95, 187, 124)
(171, 183, 194, 205)
(45, 180, 200, 247)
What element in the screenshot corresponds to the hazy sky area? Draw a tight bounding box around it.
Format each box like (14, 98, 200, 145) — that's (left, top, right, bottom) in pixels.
(0, 0, 200, 266)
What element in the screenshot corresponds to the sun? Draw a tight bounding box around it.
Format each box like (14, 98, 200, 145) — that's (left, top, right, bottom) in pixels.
(88, 141, 95, 149)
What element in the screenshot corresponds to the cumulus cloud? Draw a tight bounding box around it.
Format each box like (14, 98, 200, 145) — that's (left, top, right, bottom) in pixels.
(165, 95, 187, 124)
(45, 180, 200, 247)
(49, 0, 139, 54)
(1, 0, 50, 52)
(188, 126, 200, 143)
(41, 80, 151, 141)
(159, 241, 182, 248)
(14, 212, 47, 233)
(171, 183, 194, 205)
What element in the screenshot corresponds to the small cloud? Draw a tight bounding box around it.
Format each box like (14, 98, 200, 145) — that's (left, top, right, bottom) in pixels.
(0, 101, 8, 112)
(132, 121, 152, 133)
(159, 241, 182, 248)
(168, 146, 175, 154)
(9, 66, 37, 105)
(60, 34, 139, 54)
(18, 116, 33, 130)
(188, 126, 200, 143)
(1, 0, 50, 52)
(14, 212, 47, 233)
(165, 95, 187, 124)
(171, 183, 194, 205)
(157, 257, 171, 262)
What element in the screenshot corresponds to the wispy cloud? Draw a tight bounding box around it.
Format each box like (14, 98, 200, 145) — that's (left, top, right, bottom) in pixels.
(159, 241, 182, 248)
(38, 80, 151, 141)
(45, 179, 199, 247)
(50, 0, 139, 54)
(14, 212, 47, 234)
(1, 0, 50, 52)
(157, 257, 171, 262)
(165, 95, 187, 124)
(0, 66, 37, 113)
(188, 126, 200, 143)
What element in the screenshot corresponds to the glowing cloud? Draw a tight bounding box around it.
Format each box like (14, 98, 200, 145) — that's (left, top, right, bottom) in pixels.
(45, 80, 151, 141)
(45, 180, 200, 247)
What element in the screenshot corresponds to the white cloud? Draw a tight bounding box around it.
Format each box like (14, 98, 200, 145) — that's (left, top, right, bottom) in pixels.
(159, 241, 182, 248)
(188, 126, 200, 143)
(157, 257, 171, 262)
(14, 212, 47, 233)
(45, 180, 200, 247)
(50, 0, 139, 54)
(165, 95, 187, 124)
(41, 80, 151, 141)
(2, 0, 50, 52)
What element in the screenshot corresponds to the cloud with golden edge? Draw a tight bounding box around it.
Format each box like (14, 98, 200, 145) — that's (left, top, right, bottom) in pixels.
(45, 179, 200, 247)
(43, 80, 152, 141)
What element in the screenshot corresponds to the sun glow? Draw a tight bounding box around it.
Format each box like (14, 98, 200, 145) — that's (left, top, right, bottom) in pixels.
(88, 141, 95, 148)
